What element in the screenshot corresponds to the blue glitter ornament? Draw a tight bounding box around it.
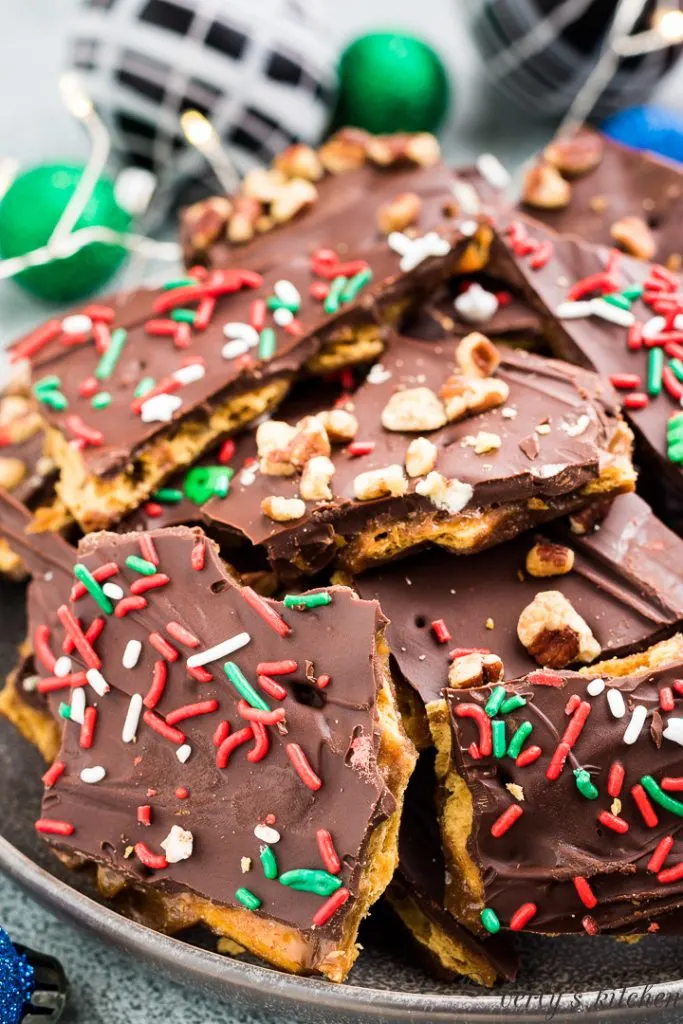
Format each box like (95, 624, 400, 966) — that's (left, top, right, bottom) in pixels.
(0, 927, 34, 1024)
(603, 105, 683, 166)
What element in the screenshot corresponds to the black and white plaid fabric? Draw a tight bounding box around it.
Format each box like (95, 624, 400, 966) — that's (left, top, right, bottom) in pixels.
(68, 0, 336, 203)
(471, 0, 681, 119)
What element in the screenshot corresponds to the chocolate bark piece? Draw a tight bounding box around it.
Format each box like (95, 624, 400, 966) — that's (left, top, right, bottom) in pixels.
(355, 493, 683, 722)
(519, 129, 683, 268)
(435, 633, 683, 938)
(203, 331, 634, 579)
(387, 750, 518, 986)
(488, 213, 683, 521)
(32, 525, 415, 982)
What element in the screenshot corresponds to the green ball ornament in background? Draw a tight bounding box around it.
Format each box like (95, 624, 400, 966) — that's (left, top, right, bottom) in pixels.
(333, 32, 450, 136)
(0, 163, 132, 303)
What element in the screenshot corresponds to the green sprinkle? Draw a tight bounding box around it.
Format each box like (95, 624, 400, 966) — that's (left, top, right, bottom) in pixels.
(58, 702, 71, 720)
(492, 719, 507, 758)
(480, 908, 501, 934)
(183, 465, 232, 505)
(323, 275, 347, 315)
(170, 308, 197, 324)
(279, 869, 342, 897)
(668, 412, 683, 434)
(641, 775, 683, 817)
(224, 662, 270, 712)
(621, 284, 644, 301)
(484, 686, 506, 718)
(340, 268, 373, 303)
(668, 440, 683, 464)
(648, 346, 664, 397)
(260, 845, 278, 880)
(163, 277, 195, 290)
(266, 296, 299, 313)
(258, 328, 276, 360)
(134, 377, 156, 398)
(574, 767, 599, 800)
(154, 488, 184, 504)
(603, 293, 632, 311)
(500, 695, 527, 715)
(95, 327, 128, 381)
(125, 555, 157, 576)
(283, 592, 332, 610)
(507, 720, 533, 759)
(73, 563, 114, 614)
(670, 359, 683, 383)
(91, 391, 112, 410)
(37, 390, 68, 411)
(235, 887, 261, 910)
(33, 374, 61, 393)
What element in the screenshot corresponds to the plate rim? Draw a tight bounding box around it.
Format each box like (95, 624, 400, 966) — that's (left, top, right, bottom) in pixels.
(3, 835, 683, 1022)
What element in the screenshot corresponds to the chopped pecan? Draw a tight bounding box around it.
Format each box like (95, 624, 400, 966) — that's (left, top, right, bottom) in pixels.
(405, 436, 438, 478)
(319, 129, 370, 174)
(181, 196, 232, 252)
(256, 420, 297, 476)
(455, 332, 500, 378)
(381, 387, 446, 432)
(522, 163, 572, 210)
(353, 464, 408, 501)
(377, 191, 422, 235)
(274, 144, 324, 182)
(271, 179, 318, 224)
(261, 496, 306, 522)
(517, 591, 601, 669)
(543, 130, 604, 177)
(610, 216, 656, 261)
(300, 455, 335, 501)
(526, 542, 575, 577)
(0, 457, 27, 491)
(227, 195, 262, 243)
(288, 416, 331, 468)
(367, 133, 440, 168)
(415, 471, 473, 513)
(448, 652, 504, 689)
(440, 375, 509, 422)
(315, 409, 358, 443)
(242, 168, 287, 202)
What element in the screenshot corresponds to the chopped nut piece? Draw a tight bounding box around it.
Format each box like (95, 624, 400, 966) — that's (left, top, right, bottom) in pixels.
(242, 168, 286, 202)
(526, 542, 575, 578)
(543, 130, 604, 176)
(568, 499, 611, 536)
(506, 783, 525, 801)
(319, 129, 370, 174)
(471, 431, 501, 455)
(353, 464, 408, 501)
(522, 163, 572, 210)
(448, 652, 504, 688)
(182, 196, 232, 251)
(405, 436, 438, 477)
(274, 144, 324, 181)
(485, 618, 495, 630)
(240, 857, 252, 873)
(256, 420, 298, 476)
(455, 332, 501, 378)
(415, 472, 473, 514)
(271, 179, 318, 224)
(227, 196, 262, 243)
(610, 216, 656, 261)
(261, 495, 307, 522)
(0, 457, 27, 491)
(300, 456, 335, 501)
(381, 387, 446, 432)
(440, 375, 510, 422)
(589, 195, 609, 213)
(405, 133, 441, 167)
(611, 798, 622, 817)
(377, 191, 423, 235)
(316, 409, 359, 443)
(289, 416, 331, 467)
(517, 591, 601, 669)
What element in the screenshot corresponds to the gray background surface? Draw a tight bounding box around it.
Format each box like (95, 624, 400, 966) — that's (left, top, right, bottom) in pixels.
(1, 1, 682, 1022)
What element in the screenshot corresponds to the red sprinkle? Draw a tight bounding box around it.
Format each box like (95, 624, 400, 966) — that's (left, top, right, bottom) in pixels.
(143, 661, 168, 710)
(241, 586, 291, 637)
(37, 674, 87, 694)
(509, 903, 537, 932)
(249, 298, 267, 332)
(34, 625, 56, 672)
(42, 761, 65, 789)
(607, 761, 625, 798)
(627, 322, 643, 351)
(79, 376, 99, 398)
(247, 721, 269, 763)
(142, 710, 185, 745)
(624, 392, 649, 410)
(546, 742, 572, 781)
(165, 700, 219, 726)
(257, 660, 297, 676)
(137, 805, 151, 826)
(115, 595, 148, 618)
(83, 304, 116, 324)
(598, 810, 629, 834)
(490, 804, 523, 838)
(631, 784, 659, 828)
(312, 887, 350, 927)
(80, 707, 97, 749)
(310, 281, 329, 301)
(212, 721, 230, 747)
(317, 674, 331, 689)
(238, 700, 286, 726)
(561, 701, 591, 748)
(257, 674, 288, 701)
(135, 842, 168, 871)
(191, 538, 206, 572)
(188, 665, 213, 683)
(144, 503, 162, 518)
(286, 743, 322, 791)
(529, 239, 553, 270)
(346, 441, 376, 457)
(130, 573, 170, 595)
(131, 377, 181, 415)
(216, 727, 253, 768)
(431, 619, 451, 644)
(11, 320, 61, 362)
(218, 439, 235, 465)
(70, 562, 119, 601)
(174, 322, 192, 349)
(527, 670, 564, 687)
(609, 373, 641, 389)
(454, 704, 492, 757)
(657, 862, 683, 885)
(574, 876, 598, 909)
(139, 534, 159, 567)
(57, 605, 101, 669)
(148, 632, 179, 662)
(660, 687, 675, 712)
(564, 694, 581, 715)
(35, 818, 74, 837)
(567, 272, 618, 302)
(516, 745, 542, 767)
(165, 622, 199, 649)
(582, 915, 600, 935)
(316, 829, 342, 874)
(674, 679, 683, 696)
(663, 366, 683, 401)
(194, 297, 216, 331)
(648, 835, 674, 873)
(176, 787, 189, 800)
(65, 415, 104, 447)
(661, 777, 683, 791)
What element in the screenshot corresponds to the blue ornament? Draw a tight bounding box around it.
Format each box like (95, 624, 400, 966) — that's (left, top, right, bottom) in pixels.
(602, 106, 683, 166)
(0, 927, 34, 1024)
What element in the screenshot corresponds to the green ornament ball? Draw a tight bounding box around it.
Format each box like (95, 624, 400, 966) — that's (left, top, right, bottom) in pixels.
(0, 163, 132, 303)
(333, 32, 450, 136)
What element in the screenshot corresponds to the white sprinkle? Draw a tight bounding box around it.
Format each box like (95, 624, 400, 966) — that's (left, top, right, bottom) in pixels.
(367, 363, 392, 385)
(21, 674, 38, 693)
(80, 765, 106, 784)
(240, 467, 257, 487)
(122, 639, 142, 670)
(451, 179, 481, 216)
(187, 631, 250, 668)
(70, 687, 86, 725)
(273, 307, 294, 327)
(642, 315, 666, 340)
(254, 824, 281, 845)
(140, 393, 182, 423)
(61, 313, 93, 336)
(172, 362, 205, 386)
(86, 668, 110, 697)
(53, 656, 72, 678)
(161, 825, 194, 863)
(454, 283, 498, 324)
(223, 322, 259, 346)
(399, 231, 450, 273)
(556, 301, 593, 320)
(501, 406, 517, 419)
(590, 298, 635, 327)
(663, 718, 683, 746)
(221, 338, 251, 361)
(623, 704, 648, 745)
(458, 219, 478, 237)
(387, 231, 412, 257)
(475, 153, 511, 191)
(176, 743, 192, 764)
(274, 280, 301, 307)
(586, 678, 605, 697)
(606, 687, 626, 719)
(122, 693, 143, 743)
(103, 582, 124, 600)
